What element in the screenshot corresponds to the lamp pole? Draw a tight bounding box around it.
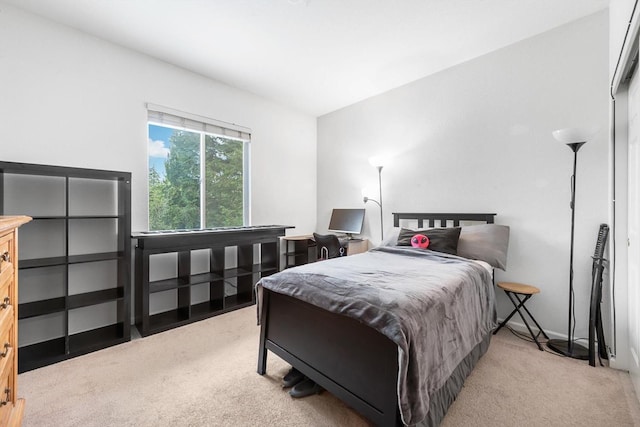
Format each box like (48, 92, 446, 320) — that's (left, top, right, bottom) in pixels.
(377, 165, 383, 240)
(567, 143, 582, 353)
(363, 158, 385, 241)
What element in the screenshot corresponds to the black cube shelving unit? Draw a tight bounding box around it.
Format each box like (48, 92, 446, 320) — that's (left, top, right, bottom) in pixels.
(133, 225, 291, 337)
(0, 161, 131, 372)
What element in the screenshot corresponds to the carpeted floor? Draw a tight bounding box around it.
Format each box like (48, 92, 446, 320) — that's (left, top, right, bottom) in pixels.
(18, 306, 640, 426)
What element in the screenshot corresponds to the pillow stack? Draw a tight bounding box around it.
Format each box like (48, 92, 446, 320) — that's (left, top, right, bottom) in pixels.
(388, 224, 510, 270)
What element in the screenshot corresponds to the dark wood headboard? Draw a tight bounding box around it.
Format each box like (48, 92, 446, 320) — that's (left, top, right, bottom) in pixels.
(392, 212, 496, 228)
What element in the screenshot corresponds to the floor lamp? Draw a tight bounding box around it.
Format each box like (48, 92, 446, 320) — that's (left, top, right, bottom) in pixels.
(547, 128, 592, 360)
(363, 157, 384, 240)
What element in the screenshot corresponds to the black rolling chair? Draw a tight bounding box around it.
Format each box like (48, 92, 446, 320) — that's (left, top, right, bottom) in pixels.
(312, 233, 346, 260)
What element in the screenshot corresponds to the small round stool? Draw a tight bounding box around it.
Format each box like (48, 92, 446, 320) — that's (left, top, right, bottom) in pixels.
(493, 282, 549, 351)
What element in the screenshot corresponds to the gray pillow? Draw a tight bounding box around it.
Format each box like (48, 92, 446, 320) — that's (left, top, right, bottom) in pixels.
(457, 224, 510, 270)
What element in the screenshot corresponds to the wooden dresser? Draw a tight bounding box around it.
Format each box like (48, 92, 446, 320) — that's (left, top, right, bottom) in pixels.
(0, 216, 31, 426)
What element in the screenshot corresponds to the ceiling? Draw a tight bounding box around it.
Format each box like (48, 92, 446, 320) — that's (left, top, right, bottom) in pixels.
(3, 0, 609, 116)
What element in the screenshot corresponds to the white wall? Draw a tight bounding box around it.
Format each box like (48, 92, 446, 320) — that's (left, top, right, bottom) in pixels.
(317, 11, 609, 341)
(0, 3, 317, 235)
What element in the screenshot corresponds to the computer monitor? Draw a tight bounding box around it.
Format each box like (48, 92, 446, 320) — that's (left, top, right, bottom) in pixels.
(328, 208, 365, 239)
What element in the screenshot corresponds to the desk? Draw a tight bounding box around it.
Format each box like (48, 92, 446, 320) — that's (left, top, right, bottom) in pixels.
(282, 235, 368, 268)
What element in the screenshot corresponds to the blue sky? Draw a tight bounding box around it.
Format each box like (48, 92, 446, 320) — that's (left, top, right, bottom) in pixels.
(148, 124, 173, 178)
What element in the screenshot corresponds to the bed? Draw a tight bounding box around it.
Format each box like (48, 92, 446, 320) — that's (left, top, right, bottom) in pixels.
(256, 212, 507, 426)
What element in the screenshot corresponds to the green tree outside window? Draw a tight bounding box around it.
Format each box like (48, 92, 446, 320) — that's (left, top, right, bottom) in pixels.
(148, 125, 245, 230)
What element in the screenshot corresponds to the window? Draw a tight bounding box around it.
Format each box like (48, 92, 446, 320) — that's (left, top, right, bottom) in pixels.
(147, 105, 250, 230)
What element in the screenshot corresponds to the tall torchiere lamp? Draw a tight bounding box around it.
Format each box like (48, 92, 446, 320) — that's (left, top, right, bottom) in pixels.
(547, 128, 593, 360)
(363, 156, 385, 240)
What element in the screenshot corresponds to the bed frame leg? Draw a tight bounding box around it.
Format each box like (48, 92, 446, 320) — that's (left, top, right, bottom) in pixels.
(257, 337, 267, 375)
(257, 289, 270, 375)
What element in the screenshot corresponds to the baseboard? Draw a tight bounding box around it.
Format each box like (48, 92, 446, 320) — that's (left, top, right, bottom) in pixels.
(496, 318, 588, 345)
(496, 318, 625, 369)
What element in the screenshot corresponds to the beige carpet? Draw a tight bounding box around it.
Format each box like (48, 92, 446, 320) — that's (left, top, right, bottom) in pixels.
(18, 306, 640, 426)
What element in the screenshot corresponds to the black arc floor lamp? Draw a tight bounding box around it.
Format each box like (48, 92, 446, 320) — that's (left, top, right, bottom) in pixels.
(547, 128, 593, 360)
(363, 156, 384, 240)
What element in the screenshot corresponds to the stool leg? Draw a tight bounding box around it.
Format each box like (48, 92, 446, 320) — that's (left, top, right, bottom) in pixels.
(508, 293, 544, 351)
(519, 300, 549, 339)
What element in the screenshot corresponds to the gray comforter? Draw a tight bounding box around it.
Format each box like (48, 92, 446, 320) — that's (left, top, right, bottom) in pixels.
(256, 246, 496, 426)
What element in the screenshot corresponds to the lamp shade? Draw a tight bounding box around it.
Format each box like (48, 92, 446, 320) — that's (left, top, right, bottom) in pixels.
(552, 127, 597, 144)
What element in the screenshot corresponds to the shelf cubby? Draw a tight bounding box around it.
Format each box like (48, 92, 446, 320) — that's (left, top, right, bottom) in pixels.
(67, 288, 124, 309)
(68, 323, 127, 355)
(18, 337, 66, 373)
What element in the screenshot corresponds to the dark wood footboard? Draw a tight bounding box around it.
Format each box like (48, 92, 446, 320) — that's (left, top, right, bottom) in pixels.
(258, 289, 401, 426)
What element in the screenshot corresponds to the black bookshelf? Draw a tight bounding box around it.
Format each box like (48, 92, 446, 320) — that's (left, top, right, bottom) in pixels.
(0, 161, 131, 372)
(133, 226, 290, 337)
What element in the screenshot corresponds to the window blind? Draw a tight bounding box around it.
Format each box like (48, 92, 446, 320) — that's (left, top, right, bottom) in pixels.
(146, 103, 251, 141)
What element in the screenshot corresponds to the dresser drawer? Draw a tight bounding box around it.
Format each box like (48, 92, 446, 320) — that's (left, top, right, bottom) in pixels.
(0, 306, 15, 426)
(0, 306, 14, 376)
(0, 232, 13, 275)
(0, 265, 12, 300)
(0, 282, 13, 333)
(0, 364, 14, 425)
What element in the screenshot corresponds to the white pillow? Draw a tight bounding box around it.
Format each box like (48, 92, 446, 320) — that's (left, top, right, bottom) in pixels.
(379, 227, 400, 246)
